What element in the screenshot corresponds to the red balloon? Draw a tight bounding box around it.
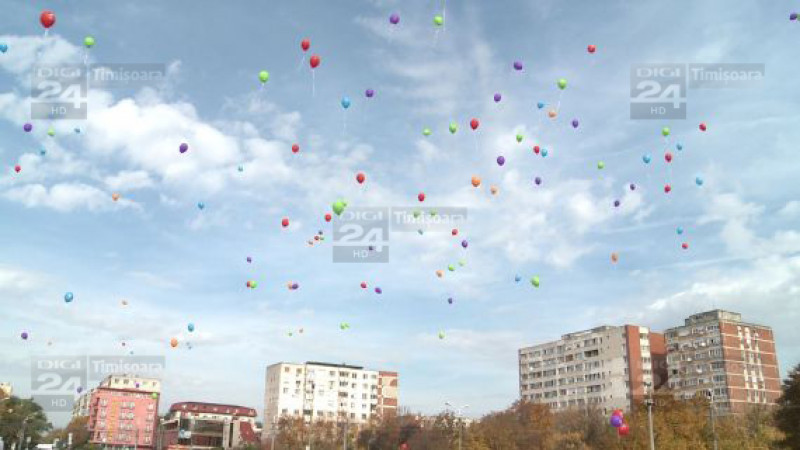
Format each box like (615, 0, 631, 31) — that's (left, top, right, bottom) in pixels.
(618, 424, 630, 436)
(281, 218, 290, 228)
(360, 282, 367, 289)
(587, 45, 597, 53)
(324, 213, 332, 222)
(682, 242, 689, 250)
(451, 229, 458, 236)
(533, 145, 540, 154)
(470, 118, 479, 130)
(356, 172, 366, 184)
(310, 54, 321, 69)
(291, 144, 300, 153)
(14, 165, 21, 173)
(418, 192, 425, 202)
(699, 122, 707, 131)
(665, 152, 673, 163)
(40, 10, 56, 29)
(612, 409, 624, 417)
(301, 38, 310, 52)
(664, 184, 672, 193)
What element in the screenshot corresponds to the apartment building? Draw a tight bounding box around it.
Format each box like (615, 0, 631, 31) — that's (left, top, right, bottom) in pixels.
(519, 325, 666, 413)
(263, 362, 398, 433)
(161, 402, 259, 450)
(664, 310, 781, 414)
(85, 374, 161, 450)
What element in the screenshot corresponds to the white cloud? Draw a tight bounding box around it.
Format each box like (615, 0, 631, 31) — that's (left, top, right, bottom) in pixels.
(104, 170, 154, 191)
(4, 182, 137, 212)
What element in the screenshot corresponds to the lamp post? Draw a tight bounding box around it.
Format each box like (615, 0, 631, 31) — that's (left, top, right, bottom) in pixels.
(705, 389, 719, 450)
(644, 382, 655, 450)
(444, 402, 469, 450)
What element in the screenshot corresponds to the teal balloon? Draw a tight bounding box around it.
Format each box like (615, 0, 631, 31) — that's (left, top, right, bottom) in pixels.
(537, 102, 545, 109)
(642, 154, 652, 164)
(341, 97, 351, 109)
(188, 323, 195, 332)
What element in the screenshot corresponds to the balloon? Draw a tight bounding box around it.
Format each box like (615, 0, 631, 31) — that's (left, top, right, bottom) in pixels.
(0, 44, 7, 53)
(696, 176, 704, 186)
(557, 78, 567, 90)
(662, 127, 670, 137)
(110, 192, 119, 201)
(533, 145, 540, 154)
(461, 240, 468, 248)
(365, 89, 375, 98)
(587, 44, 597, 53)
(281, 218, 290, 228)
(547, 109, 557, 118)
(438, 331, 446, 340)
(40, 149, 46, 156)
(47, 128, 55, 137)
(197, 202, 205, 210)
(470, 118, 480, 130)
(434, 15, 444, 26)
(436, 270, 443, 278)
(423, 127, 432, 136)
(356, 172, 366, 184)
(237, 165, 244, 172)
(14, 165, 21, 173)
(64, 292, 74, 303)
(597, 161, 605, 170)
(170, 338, 178, 348)
(665, 152, 673, 163)
(515, 275, 521, 282)
(611, 252, 619, 263)
(333, 199, 347, 215)
(490, 185, 499, 195)
(151, 393, 158, 399)
(676, 143, 683, 151)
(301, 38, 310, 52)
(630, 183, 636, 190)
(664, 184, 672, 193)
(471, 176, 481, 188)
(309, 54, 320, 69)
(23, 123, 32, 132)
(676, 227, 684, 235)
(448, 264, 455, 272)
(84, 36, 95, 48)
(361, 282, 368, 289)
(447, 297, 453, 304)
(531, 276, 540, 288)
(341, 97, 351, 109)
(449, 122, 458, 134)
(291, 143, 299, 153)
(572, 119, 579, 128)
(494, 93, 502, 102)
(374, 287, 382, 294)
(21, 332, 29, 340)
(246, 256, 252, 263)
(699, 122, 707, 131)
(534, 176, 542, 186)
(541, 149, 549, 157)
(614, 200, 620, 208)
(610, 415, 623, 428)
(516, 133, 524, 143)
(513, 61, 523, 71)
(418, 192, 425, 202)
(188, 323, 195, 332)
(325, 213, 332, 222)
(618, 424, 630, 436)
(389, 13, 400, 24)
(642, 155, 652, 164)
(682, 242, 689, 250)
(292, 283, 299, 290)
(537, 102, 545, 109)
(40, 10, 56, 29)
(179, 143, 189, 153)
(612, 409, 624, 417)
(258, 71, 269, 84)
(792, 13, 798, 20)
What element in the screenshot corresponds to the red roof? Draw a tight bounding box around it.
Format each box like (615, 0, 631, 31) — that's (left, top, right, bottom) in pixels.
(169, 402, 256, 417)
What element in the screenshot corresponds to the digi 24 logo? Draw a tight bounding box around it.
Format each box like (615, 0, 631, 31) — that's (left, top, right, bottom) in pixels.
(31, 65, 88, 120)
(332, 207, 389, 263)
(31, 356, 86, 412)
(630, 64, 687, 120)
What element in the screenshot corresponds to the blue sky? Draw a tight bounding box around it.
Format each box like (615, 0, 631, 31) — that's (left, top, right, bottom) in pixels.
(2, 0, 800, 426)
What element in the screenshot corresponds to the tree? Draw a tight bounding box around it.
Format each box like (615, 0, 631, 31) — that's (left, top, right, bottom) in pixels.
(776, 363, 800, 449)
(45, 417, 91, 449)
(0, 397, 52, 450)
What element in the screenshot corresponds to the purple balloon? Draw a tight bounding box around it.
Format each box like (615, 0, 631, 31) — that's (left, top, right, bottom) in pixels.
(23, 123, 32, 132)
(292, 283, 299, 290)
(246, 256, 252, 263)
(365, 89, 375, 98)
(179, 143, 189, 153)
(629, 183, 636, 191)
(375, 287, 382, 294)
(614, 200, 621, 207)
(21, 332, 28, 340)
(389, 13, 400, 24)
(572, 119, 579, 128)
(497, 155, 505, 166)
(493, 93, 502, 102)
(513, 61, 523, 71)
(461, 240, 468, 249)
(610, 415, 624, 428)
(791, 12, 798, 20)
(447, 297, 453, 304)
(534, 176, 542, 186)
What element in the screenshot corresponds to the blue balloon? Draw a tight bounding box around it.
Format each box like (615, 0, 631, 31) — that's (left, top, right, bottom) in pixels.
(40, 149, 47, 156)
(341, 97, 351, 109)
(536, 102, 545, 109)
(188, 323, 195, 332)
(676, 227, 684, 235)
(695, 176, 704, 186)
(64, 292, 74, 303)
(514, 275, 521, 282)
(642, 154, 652, 164)
(676, 143, 683, 151)
(237, 165, 244, 172)
(610, 415, 624, 428)
(541, 149, 548, 157)
(197, 202, 205, 210)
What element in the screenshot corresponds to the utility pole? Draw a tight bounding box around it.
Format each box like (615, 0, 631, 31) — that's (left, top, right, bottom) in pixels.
(444, 402, 469, 450)
(706, 390, 719, 450)
(644, 382, 655, 450)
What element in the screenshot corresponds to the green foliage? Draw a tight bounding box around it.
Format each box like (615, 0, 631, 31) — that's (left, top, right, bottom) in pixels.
(776, 363, 800, 449)
(0, 397, 52, 450)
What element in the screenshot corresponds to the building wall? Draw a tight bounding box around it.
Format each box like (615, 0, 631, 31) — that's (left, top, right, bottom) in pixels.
(87, 387, 159, 449)
(649, 333, 668, 390)
(377, 371, 399, 418)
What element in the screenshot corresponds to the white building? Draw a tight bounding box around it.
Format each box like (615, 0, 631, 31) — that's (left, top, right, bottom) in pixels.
(73, 388, 95, 418)
(99, 374, 161, 393)
(519, 325, 666, 413)
(264, 362, 388, 433)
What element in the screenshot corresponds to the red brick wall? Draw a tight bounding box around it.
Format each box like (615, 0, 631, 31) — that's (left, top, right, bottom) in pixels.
(625, 325, 644, 407)
(649, 332, 668, 389)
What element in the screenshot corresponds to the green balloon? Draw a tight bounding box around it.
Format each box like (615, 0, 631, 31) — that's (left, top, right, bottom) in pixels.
(448, 264, 455, 272)
(259, 71, 269, 83)
(531, 276, 540, 288)
(661, 127, 670, 137)
(434, 15, 444, 26)
(413, 210, 421, 218)
(333, 199, 347, 216)
(458, 259, 466, 267)
(557, 78, 567, 90)
(516, 133, 524, 143)
(252, 281, 258, 288)
(429, 210, 437, 216)
(151, 393, 158, 399)
(423, 127, 432, 136)
(449, 122, 457, 134)
(47, 128, 55, 137)
(84, 36, 95, 48)
(597, 161, 605, 170)
(438, 331, 446, 339)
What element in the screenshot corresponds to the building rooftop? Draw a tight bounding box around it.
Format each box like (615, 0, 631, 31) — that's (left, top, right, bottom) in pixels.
(169, 402, 257, 417)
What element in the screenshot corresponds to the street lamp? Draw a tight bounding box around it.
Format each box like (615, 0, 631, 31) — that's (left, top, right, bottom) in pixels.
(643, 382, 655, 450)
(444, 402, 469, 450)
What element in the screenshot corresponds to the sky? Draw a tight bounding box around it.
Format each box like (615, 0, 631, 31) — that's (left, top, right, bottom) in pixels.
(2, 0, 800, 427)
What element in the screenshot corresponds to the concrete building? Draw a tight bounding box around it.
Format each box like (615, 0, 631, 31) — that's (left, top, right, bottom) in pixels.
(73, 388, 95, 418)
(0, 382, 12, 398)
(160, 402, 259, 450)
(519, 325, 666, 413)
(665, 310, 781, 414)
(85, 374, 161, 450)
(263, 362, 398, 434)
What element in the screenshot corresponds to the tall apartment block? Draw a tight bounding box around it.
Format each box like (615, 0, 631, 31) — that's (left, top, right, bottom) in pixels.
(664, 310, 781, 414)
(519, 325, 667, 413)
(263, 362, 398, 433)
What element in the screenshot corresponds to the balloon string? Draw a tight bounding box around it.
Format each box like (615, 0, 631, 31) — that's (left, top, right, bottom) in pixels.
(312, 70, 316, 97)
(296, 54, 305, 71)
(442, 0, 447, 33)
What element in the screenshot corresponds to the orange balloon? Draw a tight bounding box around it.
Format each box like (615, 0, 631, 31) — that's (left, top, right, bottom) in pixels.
(490, 185, 499, 195)
(471, 176, 481, 187)
(170, 338, 178, 348)
(611, 252, 619, 263)
(112, 193, 120, 201)
(436, 270, 443, 278)
(548, 109, 558, 118)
